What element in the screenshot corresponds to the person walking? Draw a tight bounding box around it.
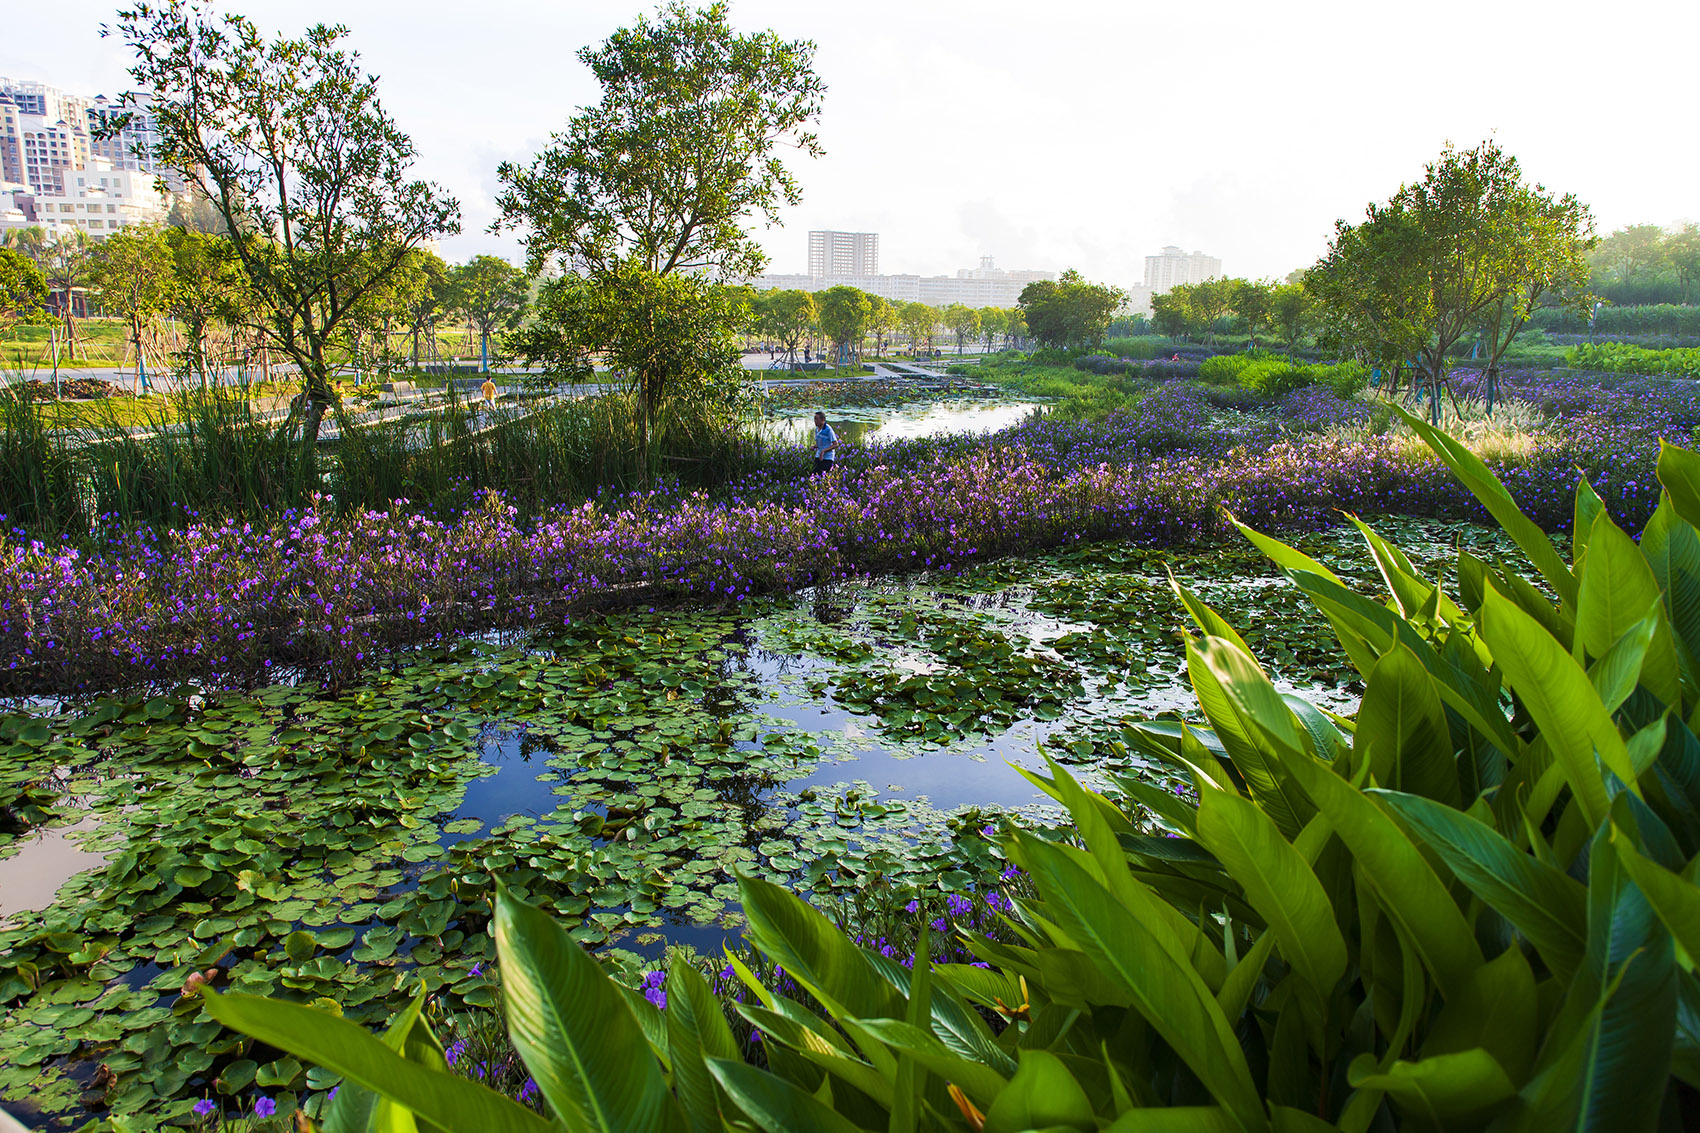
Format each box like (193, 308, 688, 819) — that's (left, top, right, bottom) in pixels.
(480, 377, 497, 409)
(812, 411, 839, 475)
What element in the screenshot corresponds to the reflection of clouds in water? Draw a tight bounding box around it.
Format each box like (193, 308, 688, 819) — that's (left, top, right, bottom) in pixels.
(765, 400, 1039, 445)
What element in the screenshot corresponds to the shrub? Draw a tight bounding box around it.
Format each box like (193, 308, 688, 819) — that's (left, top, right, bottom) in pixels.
(204, 409, 1700, 1132)
(1566, 341, 1700, 377)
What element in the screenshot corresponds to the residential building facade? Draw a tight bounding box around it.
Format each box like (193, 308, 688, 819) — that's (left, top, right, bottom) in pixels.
(749, 240, 1057, 309)
(807, 230, 878, 277)
(1143, 245, 1223, 291)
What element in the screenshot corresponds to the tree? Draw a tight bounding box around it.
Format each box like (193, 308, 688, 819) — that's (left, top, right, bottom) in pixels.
(494, 1, 823, 283)
(1666, 223, 1700, 305)
(39, 230, 92, 360)
(400, 249, 449, 367)
(166, 227, 249, 381)
(756, 289, 816, 366)
(1269, 280, 1312, 355)
(815, 285, 871, 365)
(944, 304, 980, 354)
(1233, 279, 1275, 342)
(448, 256, 529, 372)
(979, 306, 1007, 352)
(109, 2, 461, 443)
(88, 227, 179, 391)
(1004, 307, 1026, 348)
(1591, 224, 1666, 288)
(1309, 139, 1595, 417)
(511, 264, 743, 455)
(1018, 269, 1123, 349)
(0, 248, 50, 334)
(899, 302, 937, 356)
(866, 294, 897, 358)
(1187, 277, 1235, 340)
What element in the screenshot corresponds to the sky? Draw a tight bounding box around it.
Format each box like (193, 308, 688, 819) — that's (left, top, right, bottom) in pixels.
(5, 0, 1697, 289)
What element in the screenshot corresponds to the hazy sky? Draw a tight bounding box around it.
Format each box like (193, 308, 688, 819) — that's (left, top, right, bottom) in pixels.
(5, 0, 1696, 287)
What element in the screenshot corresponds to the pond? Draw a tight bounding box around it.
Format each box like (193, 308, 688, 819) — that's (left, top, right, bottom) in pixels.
(762, 395, 1042, 447)
(0, 516, 1521, 1125)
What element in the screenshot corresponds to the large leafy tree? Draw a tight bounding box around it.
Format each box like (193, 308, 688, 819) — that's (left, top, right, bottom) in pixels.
(815, 285, 871, 365)
(866, 293, 896, 358)
(898, 301, 937, 356)
(1309, 140, 1594, 415)
(39, 230, 93, 361)
(87, 227, 179, 392)
(166, 227, 250, 383)
(108, 2, 461, 442)
(944, 303, 980, 354)
(510, 264, 744, 454)
(495, 1, 824, 282)
(0, 248, 50, 334)
(1270, 279, 1312, 355)
(1018, 269, 1123, 349)
(448, 256, 529, 372)
(1666, 223, 1700, 305)
(755, 289, 816, 366)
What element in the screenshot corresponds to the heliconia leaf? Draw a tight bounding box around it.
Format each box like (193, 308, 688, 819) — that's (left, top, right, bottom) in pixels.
(981, 1049, 1094, 1133)
(1612, 830, 1700, 973)
(200, 994, 553, 1133)
(1571, 827, 1678, 1132)
(1587, 614, 1657, 715)
(704, 1058, 870, 1133)
(1170, 572, 1262, 669)
(1105, 1108, 1242, 1132)
(1478, 586, 1634, 829)
(1578, 511, 1667, 673)
(1194, 785, 1346, 1000)
(1372, 790, 1586, 982)
(1640, 493, 1700, 698)
(736, 872, 903, 1023)
(1574, 476, 1605, 568)
(1656, 441, 1700, 532)
(493, 884, 684, 1133)
(1347, 1047, 1516, 1123)
(1273, 753, 1484, 1000)
(1192, 636, 1315, 839)
(1355, 643, 1458, 806)
(664, 960, 738, 1133)
(1015, 832, 1267, 1131)
(853, 1017, 1008, 1109)
(1392, 404, 1577, 610)
(1420, 944, 1538, 1084)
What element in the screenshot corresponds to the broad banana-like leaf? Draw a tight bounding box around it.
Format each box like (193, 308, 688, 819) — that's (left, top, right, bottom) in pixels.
(322, 992, 444, 1133)
(1105, 1108, 1241, 1132)
(1346, 513, 1466, 628)
(1372, 789, 1587, 982)
(1574, 476, 1605, 568)
(1587, 613, 1657, 715)
(981, 1049, 1094, 1133)
(1170, 572, 1261, 668)
(493, 884, 685, 1133)
(1355, 643, 1458, 805)
(733, 1002, 892, 1107)
(1578, 512, 1677, 705)
(1273, 752, 1484, 1000)
(853, 1018, 1008, 1110)
(201, 993, 553, 1133)
(1419, 945, 1538, 1084)
(1612, 830, 1700, 972)
(705, 1058, 870, 1133)
(736, 872, 904, 1023)
(1657, 441, 1700, 532)
(1640, 494, 1700, 710)
(1194, 785, 1346, 1000)
(664, 961, 739, 1133)
(1392, 404, 1577, 610)
(1347, 1047, 1516, 1123)
(1016, 832, 1267, 1131)
(1191, 636, 1316, 840)
(1478, 587, 1635, 828)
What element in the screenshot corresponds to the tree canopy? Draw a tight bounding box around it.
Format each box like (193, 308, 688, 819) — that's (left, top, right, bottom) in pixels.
(1308, 139, 1594, 407)
(109, 1, 460, 438)
(0, 248, 50, 333)
(495, 1, 824, 282)
(1017, 269, 1123, 348)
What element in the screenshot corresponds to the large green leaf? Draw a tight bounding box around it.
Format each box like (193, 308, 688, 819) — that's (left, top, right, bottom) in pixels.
(493, 885, 683, 1133)
(1571, 827, 1678, 1132)
(1657, 441, 1700, 531)
(665, 960, 738, 1133)
(982, 1049, 1094, 1133)
(1420, 944, 1537, 1084)
(1355, 643, 1458, 805)
(1015, 833, 1267, 1131)
(1640, 493, 1700, 701)
(853, 1018, 1008, 1109)
(1347, 1047, 1516, 1123)
(1372, 789, 1587, 981)
(1105, 1109, 1240, 1132)
(1578, 511, 1679, 706)
(1574, 476, 1606, 568)
(1478, 587, 1633, 828)
(1393, 404, 1577, 609)
(322, 993, 448, 1133)
(1274, 753, 1484, 1000)
(1612, 831, 1700, 972)
(737, 873, 903, 1024)
(1192, 636, 1316, 840)
(201, 994, 552, 1133)
(1194, 785, 1345, 1000)
(704, 1058, 870, 1133)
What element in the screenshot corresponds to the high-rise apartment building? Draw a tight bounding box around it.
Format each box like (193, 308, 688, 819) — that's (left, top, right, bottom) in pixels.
(0, 78, 173, 197)
(1143, 245, 1223, 291)
(807, 230, 879, 278)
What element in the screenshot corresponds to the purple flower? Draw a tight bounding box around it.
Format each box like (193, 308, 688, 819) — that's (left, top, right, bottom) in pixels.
(193, 1098, 218, 1117)
(253, 1095, 277, 1117)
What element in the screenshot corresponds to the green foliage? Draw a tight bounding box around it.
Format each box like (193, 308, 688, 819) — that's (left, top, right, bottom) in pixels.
(1197, 351, 1368, 397)
(1017, 269, 1123, 349)
(111, 1, 461, 429)
(0, 247, 50, 331)
(815, 286, 872, 363)
(208, 403, 1700, 1129)
(1566, 341, 1700, 377)
(494, 0, 823, 282)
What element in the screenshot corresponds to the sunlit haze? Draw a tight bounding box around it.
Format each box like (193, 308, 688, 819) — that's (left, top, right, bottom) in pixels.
(5, 0, 1695, 286)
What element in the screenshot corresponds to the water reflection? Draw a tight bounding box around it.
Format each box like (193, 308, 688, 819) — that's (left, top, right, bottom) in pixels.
(764, 397, 1040, 446)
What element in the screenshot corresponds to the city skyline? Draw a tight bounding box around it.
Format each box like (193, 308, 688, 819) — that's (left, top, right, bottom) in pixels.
(3, 0, 1695, 289)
